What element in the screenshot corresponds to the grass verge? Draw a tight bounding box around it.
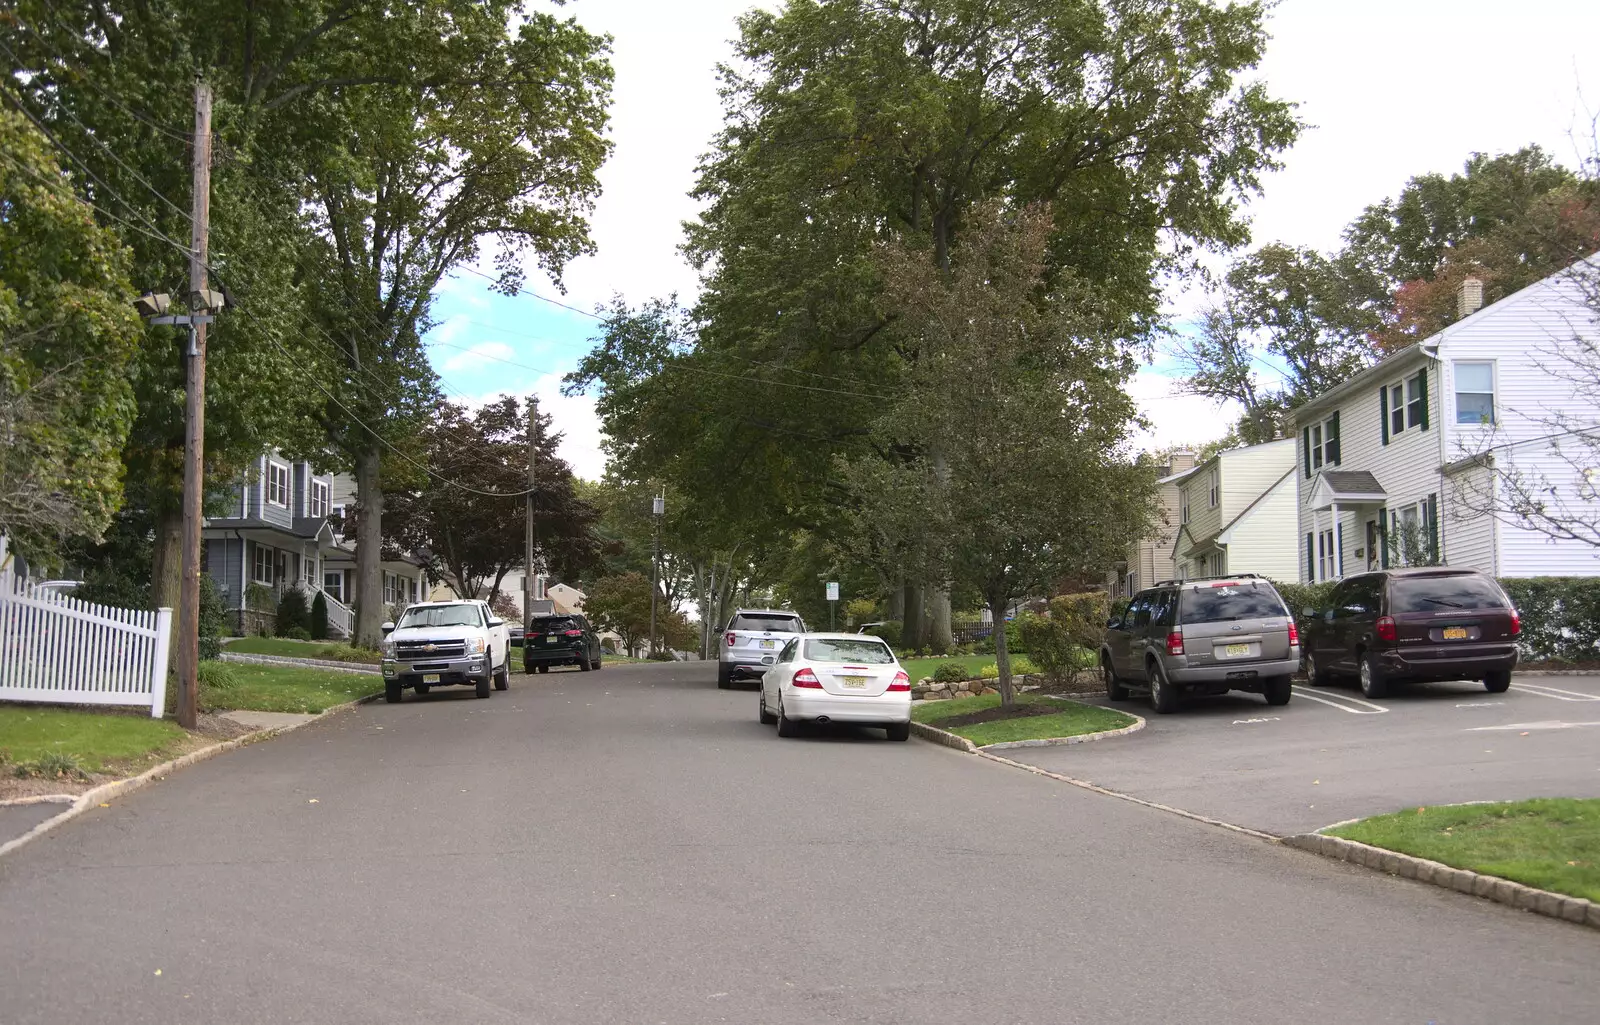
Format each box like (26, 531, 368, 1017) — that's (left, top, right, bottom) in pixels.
(902, 654, 996, 681)
(0, 707, 188, 776)
(223, 636, 380, 663)
(1328, 799, 1600, 902)
(912, 692, 1135, 746)
(199, 660, 378, 715)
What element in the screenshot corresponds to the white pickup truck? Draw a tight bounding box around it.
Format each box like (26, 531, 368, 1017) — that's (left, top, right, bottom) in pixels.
(380, 600, 512, 703)
(718, 608, 807, 688)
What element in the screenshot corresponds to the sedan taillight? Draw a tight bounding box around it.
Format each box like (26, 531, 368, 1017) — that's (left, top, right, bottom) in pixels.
(1165, 631, 1184, 656)
(1510, 610, 1521, 637)
(888, 671, 910, 692)
(792, 668, 822, 689)
(1376, 616, 1397, 642)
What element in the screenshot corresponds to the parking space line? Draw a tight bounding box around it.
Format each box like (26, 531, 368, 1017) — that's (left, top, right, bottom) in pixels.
(1466, 720, 1600, 731)
(1510, 682, 1600, 702)
(1290, 686, 1390, 714)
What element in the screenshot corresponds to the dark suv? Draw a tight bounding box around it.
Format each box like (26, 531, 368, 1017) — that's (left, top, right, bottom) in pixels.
(1300, 568, 1519, 698)
(523, 614, 603, 674)
(1100, 575, 1300, 713)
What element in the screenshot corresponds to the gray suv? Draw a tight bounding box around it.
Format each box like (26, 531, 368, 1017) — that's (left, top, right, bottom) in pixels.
(1100, 575, 1299, 713)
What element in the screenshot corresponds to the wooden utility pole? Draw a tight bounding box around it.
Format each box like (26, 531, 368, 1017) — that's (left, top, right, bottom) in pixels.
(649, 493, 663, 657)
(176, 78, 213, 729)
(524, 396, 538, 642)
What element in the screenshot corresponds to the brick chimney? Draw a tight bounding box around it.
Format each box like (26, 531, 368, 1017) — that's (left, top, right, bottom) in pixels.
(1457, 277, 1484, 319)
(1167, 450, 1196, 475)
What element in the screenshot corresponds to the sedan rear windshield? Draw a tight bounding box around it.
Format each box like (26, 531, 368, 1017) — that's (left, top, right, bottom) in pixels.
(731, 614, 803, 633)
(803, 638, 895, 664)
(533, 617, 578, 633)
(1390, 575, 1507, 613)
(397, 605, 482, 629)
(1178, 585, 1287, 622)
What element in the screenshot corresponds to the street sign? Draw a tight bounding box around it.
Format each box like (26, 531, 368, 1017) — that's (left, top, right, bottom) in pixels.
(826, 581, 839, 601)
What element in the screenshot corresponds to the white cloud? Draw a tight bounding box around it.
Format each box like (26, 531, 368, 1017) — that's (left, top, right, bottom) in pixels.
(1126, 369, 1239, 454)
(432, 314, 471, 346)
(440, 340, 515, 373)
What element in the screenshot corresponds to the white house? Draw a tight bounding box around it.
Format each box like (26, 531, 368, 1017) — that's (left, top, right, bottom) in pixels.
(1104, 451, 1197, 596)
(1171, 438, 1299, 581)
(1293, 262, 1600, 582)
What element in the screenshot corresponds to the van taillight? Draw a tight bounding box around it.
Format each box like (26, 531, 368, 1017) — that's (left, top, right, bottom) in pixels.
(1165, 631, 1184, 656)
(1376, 616, 1397, 642)
(1509, 610, 1521, 637)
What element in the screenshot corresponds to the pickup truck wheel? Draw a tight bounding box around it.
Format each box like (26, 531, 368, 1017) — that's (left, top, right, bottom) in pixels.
(384, 680, 403, 704)
(1263, 675, 1292, 706)
(1147, 660, 1179, 714)
(493, 661, 509, 691)
(475, 674, 491, 699)
(717, 664, 733, 689)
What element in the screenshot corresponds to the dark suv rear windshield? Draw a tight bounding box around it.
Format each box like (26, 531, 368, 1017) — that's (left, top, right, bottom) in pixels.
(1178, 585, 1287, 622)
(1390, 574, 1507, 613)
(731, 614, 802, 633)
(533, 617, 578, 633)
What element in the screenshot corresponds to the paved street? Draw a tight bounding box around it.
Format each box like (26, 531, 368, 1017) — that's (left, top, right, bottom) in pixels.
(2, 662, 1597, 1025)
(1016, 674, 1600, 836)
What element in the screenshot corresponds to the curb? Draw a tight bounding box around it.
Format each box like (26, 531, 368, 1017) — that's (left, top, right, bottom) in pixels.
(0, 691, 381, 862)
(220, 652, 380, 675)
(1282, 832, 1600, 931)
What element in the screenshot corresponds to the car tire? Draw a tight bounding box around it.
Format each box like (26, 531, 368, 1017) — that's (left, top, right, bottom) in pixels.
(776, 697, 800, 737)
(590, 655, 602, 671)
(494, 661, 509, 691)
(717, 663, 733, 690)
(536, 664, 549, 674)
(1147, 659, 1179, 714)
(475, 674, 491, 699)
(414, 684, 430, 696)
(885, 722, 911, 742)
(578, 656, 592, 672)
(758, 689, 777, 725)
(1358, 650, 1389, 699)
(1102, 655, 1129, 701)
(1263, 675, 1292, 706)
(1484, 670, 1512, 693)
(1304, 651, 1332, 687)
(384, 680, 403, 704)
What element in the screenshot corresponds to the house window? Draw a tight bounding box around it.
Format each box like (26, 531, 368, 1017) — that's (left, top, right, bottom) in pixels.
(266, 462, 290, 507)
(1387, 371, 1428, 438)
(1208, 468, 1219, 508)
(1180, 492, 1190, 524)
(303, 558, 318, 586)
(1406, 374, 1425, 428)
(309, 480, 330, 518)
(252, 545, 274, 585)
(383, 572, 397, 605)
(1310, 422, 1323, 469)
(1454, 361, 1495, 425)
(1317, 528, 1337, 582)
(323, 572, 343, 603)
(1308, 415, 1340, 470)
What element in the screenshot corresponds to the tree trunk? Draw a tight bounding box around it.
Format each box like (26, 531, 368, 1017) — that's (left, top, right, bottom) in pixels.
(887, 579, 904, 624)
(991, 595, 1014, 707)
(902, 581, 924, 651)
(929, 586, 953, 655)
(353, 446, 385, 649)
(150, 509, 183, 672)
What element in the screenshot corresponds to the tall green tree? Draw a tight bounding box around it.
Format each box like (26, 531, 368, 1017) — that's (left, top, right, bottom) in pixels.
(0, 109, 142, 562)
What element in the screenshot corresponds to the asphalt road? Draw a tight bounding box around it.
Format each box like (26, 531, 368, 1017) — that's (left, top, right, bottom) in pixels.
(1014, 674, 1600, 836)
(1, 662, 1596, 1025)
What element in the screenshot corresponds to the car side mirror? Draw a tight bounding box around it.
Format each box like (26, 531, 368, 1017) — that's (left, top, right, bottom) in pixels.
(1324, 610, 1335, 623)
(1105, 618, 1120, 630)
(760, 655, 776, 666)
(1300, 608, 1315, 620)
(380, 621, 395, 634)
(488, 617, 504, 627)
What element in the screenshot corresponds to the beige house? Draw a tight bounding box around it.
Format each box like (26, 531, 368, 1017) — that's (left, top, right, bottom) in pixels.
(1171, 438, 1299, 581)
(1106, 451, 1197, 596)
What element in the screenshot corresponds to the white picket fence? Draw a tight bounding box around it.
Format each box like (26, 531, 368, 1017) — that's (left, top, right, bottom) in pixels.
(321, 589, 355, 639)
(0, 539, 172, 717)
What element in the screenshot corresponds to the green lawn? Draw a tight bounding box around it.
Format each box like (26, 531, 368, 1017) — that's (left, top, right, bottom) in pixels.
(199, 661, 379, 714)
(901, 654, 996, 681)
(223, 636, 380, 663)
(1329, 799, 1600, 902)
(912, 692, 1136, 747)
(0, 706, 188, 774)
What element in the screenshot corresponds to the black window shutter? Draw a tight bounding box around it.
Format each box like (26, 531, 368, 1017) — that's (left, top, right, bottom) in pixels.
(1380, 387, 1390, 446)
(1306, 532, 1314, 581)
(1302, 426, 1312, 478)
(1428, 493, 1440, 563)
(1379, 510, 1390, 569)
(1335, 521, 1343, 576)
(1329, 411, 1341, 465)
(1419, 367, 1430, 430)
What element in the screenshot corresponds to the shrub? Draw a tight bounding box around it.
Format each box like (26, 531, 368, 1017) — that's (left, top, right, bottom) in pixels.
(932, 661, 971, 684)
(309, 590, 330, 641)
(284, 626, 311, 641)
(1005, 618, 1025, 654)
(1020, 593, 1110, 682)
(1270, 579, 1336, 638)
(275, 587, 310, 637)
(197, 660, 241, 691)
(13, 752, 88, 781)
(863, 621, 902, 645)
(198, 574, 226, 660)
(1499, 577, 1600, 662)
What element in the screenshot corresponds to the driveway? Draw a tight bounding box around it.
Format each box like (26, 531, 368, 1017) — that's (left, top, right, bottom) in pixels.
(1010, 674, 1600, 835)
(1, 662, 1596, 1024)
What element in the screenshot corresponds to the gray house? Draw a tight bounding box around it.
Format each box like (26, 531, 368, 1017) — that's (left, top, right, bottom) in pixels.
(202, 453, 427, 637)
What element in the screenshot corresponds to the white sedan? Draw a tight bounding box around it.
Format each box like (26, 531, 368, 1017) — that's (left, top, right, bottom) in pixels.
(757, 633, 912, 741)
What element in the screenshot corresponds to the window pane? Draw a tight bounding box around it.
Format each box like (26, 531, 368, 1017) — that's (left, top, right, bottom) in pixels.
(1179, 585, 1287, 621)
(1390, 574, 1506, 613)
(804, 638, 894, 663)
(1456, 392, 1494, 425)
(730, 613, 804, 632)
(1455, 362, 1493, 393)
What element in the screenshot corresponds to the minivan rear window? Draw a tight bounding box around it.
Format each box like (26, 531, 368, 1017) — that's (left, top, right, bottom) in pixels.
(1390, 574, 1507, 613)
(731, 614, 803, 633)
(1178, 585, 1287, 622)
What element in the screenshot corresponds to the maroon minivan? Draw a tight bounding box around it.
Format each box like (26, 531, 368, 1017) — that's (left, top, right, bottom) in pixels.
(1300, 569, 1520, 699)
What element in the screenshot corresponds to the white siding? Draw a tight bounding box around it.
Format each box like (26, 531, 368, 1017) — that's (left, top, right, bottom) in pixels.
(1443, 465, 1497, 575)
(1221, 472, 1300, 580)
(1219, 439, 1295, 524)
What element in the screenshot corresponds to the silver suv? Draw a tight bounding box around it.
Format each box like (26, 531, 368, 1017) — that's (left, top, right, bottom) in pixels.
(719, 608, 806, 688)
(1099, 575, 1299, 713)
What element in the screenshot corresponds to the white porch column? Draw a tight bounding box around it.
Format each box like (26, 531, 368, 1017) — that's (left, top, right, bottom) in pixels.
(1331, 502, 1342, 578)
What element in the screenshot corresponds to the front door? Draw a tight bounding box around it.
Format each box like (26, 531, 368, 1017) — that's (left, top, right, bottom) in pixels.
(1366, 520, 1380, 571)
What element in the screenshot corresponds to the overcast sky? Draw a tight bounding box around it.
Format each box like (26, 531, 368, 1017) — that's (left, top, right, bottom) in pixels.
(426, 0, 1600, 478)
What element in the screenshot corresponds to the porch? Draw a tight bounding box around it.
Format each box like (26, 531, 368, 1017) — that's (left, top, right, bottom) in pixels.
(1306, 471, 1389, 581)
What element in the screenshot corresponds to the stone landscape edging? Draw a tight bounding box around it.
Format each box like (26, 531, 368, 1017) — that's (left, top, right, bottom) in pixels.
(0, 691, 381, 862)
(1282, 831, 1600, 931)
(220, 652, 381, 674)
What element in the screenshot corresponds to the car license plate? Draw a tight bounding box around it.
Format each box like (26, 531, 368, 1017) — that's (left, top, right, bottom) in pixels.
(423, 674, 440, 684)
(1224, 643, 1250, 657)
(545, 636, 558, 644)
(842, 676, 868, 689)
(1443, 627, 1468, 640)
(760, 639, 776, 649)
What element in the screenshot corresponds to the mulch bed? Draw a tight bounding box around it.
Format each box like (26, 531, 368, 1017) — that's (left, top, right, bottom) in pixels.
(936, 701, 1062, 729)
